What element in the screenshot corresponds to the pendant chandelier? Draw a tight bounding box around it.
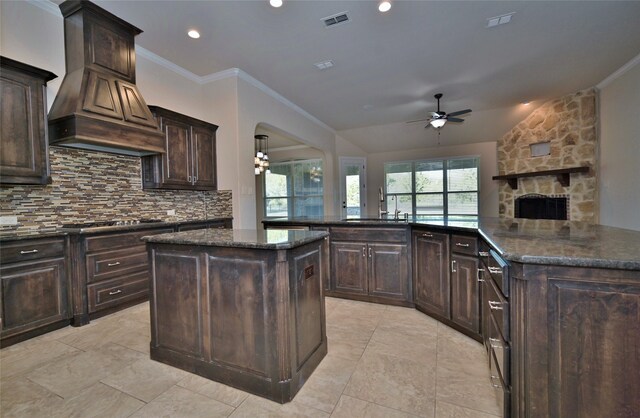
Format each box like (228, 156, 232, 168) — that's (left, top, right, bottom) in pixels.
(254, 134, 270, 175)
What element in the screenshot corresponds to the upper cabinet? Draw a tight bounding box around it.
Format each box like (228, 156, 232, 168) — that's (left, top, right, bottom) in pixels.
(0, 56, 57, 185)
(142, 106, 218, 191)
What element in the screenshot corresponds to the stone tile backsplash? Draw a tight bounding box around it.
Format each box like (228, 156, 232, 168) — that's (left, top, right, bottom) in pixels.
(497, 89, 597, 222)
(0, 147, 232, 232)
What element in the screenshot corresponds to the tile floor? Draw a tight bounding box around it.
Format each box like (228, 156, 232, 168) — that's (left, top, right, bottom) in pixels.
(0, 297, 501, 418)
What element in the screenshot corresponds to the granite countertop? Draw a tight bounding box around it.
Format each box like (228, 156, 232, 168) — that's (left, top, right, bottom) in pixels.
(143, 228, 329, 250)
(264, 216, 640, 270)
(0, 217, 233, 241)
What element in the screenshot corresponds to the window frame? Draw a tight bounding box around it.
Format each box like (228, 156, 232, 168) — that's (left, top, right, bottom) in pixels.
(263, 158, 324, 218)
(384, 156, 480, 218)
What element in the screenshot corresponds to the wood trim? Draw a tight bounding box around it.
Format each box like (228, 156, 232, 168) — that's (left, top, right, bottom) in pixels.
(492, 166, 590, 190)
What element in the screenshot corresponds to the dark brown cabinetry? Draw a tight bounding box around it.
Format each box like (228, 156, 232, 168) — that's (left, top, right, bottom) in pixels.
(142, 106, 218, 191)
(0, 56, 56, 185)
(176, 219, 232, 232)
(330, 227, 410, 305)
(0, 237, 70, 347)
(413, 229, 480, 340)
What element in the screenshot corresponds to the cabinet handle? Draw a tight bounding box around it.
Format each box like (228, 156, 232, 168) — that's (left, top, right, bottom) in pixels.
(451, 260, 457, 273)
(362, 247, 366, 257)
(187, 175, 192, 182)
(368, 247, 372, 258)
(488, 267, 502, 274)
(478, 251, 489, 257)
(490, 375, 503, 389)
(109, 289, 122, 295)
(107, 262, 121, 267)
(20, 249, 39, 254)
(489, 301, 504, 311)
(421, 233, 433, 238)
(477, 268, 485, 282)
(455, 243, 470, 248)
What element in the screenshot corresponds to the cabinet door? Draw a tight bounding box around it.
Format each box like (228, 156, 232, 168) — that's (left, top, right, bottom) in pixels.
(450, 253, 480, 334)
(412, 231, 450, 318)
(0, 68, 48, 184)
(331, 242, 367, 295)
(191, 126, 217, 189)
(368, 243, 408, 301)
(0, 258, 69, 338)
(161, 117, 192, 187)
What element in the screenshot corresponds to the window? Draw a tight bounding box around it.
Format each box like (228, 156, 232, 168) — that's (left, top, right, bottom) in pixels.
(264, 159, 324, 218)
(384, 157, 479, 218)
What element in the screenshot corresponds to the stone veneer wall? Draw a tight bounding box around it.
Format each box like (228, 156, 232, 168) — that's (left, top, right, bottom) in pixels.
(0, 147, 232, 233)
(498, 89, 597, 222)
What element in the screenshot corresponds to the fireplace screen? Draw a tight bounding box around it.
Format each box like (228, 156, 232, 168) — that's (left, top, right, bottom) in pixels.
(515, 194, 568, 220)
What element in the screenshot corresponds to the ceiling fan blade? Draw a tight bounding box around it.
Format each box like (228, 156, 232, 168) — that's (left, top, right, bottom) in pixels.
(446, 117, 465, 123)
(447, 109, 472, 117)
(406, 118, 430, 124)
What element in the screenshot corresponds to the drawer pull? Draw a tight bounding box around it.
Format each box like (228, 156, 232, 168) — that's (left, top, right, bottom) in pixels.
(421, 233, 433, 238)
(489, 337, 503, 348)
(490, 375, 503, 389)
(20, 249, 39, 254)
(478, 251, 489, 257)
(489, 301, 504, 311)
(488, 267, 502, 274)
(451, 260, 457, 273)
(109, 289, 123, 295)
(368, 247, 372, 258)
(107, 262, 121, 267)
(477, 268, 485, 282)
(455, 243, 470, 248)
(362, 247, 366, 257)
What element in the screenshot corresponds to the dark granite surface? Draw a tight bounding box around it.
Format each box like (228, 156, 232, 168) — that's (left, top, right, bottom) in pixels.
(143, 228, 328, 250)
(264, 216, 640, 270)
(0, 217, 233, 241)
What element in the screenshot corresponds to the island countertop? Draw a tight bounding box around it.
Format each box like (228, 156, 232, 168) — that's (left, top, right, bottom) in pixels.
(263, 216, 640, 271)
(142, 228, 328, 250)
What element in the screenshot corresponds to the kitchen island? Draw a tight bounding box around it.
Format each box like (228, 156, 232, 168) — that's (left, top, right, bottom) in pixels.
(143, 228, 329, 403)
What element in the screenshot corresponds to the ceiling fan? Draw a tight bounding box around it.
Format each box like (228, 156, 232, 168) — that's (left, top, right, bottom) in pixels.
(406, 93, 472, 129)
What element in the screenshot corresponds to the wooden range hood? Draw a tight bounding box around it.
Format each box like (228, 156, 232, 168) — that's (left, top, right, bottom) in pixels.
(48, 0, 164, 156)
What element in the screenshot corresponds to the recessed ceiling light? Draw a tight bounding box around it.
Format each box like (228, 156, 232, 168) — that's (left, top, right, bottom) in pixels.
(187, 29, 200, 39)
(269, 0, 283, 8)
(522, 101, 531, 106)
(378, 1, 392, 13)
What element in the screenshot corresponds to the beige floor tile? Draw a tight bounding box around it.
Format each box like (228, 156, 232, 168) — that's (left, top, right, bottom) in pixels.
(435, 400, 500, 418)
(129, 385, 235, 418)
(330, 395, 419, 418)
(0, 376, 64, 417)
(26, 342, 145, 398)
(343, 350, 436, 417)
(294, 373, 346, 413)
(177, 373, 250, 407)
(0, 339, 80, 381)
(51, 382, 145, 418)
(311, 353, 359, 386)
(101, 357, 189, 402)
(229, 394, 329, 418)
(326, 337, 367, 362)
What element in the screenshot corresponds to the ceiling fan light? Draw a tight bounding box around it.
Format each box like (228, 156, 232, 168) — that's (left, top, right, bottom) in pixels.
(430, 119, 446, 129)
(269, 0, 283, 8)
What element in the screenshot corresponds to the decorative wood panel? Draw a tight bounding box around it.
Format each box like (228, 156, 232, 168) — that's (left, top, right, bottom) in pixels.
(368, 243, 408, 300)
(152, 251, 202, 358)
(331, 242, 367, 295)
(547, 279, 640, 417)
(451, 253, 480, 334)
(82, 71, 122, 119)
(116, 80, 159, 128)
(413, 231, 450, 318)
(192, 125, 217, 189)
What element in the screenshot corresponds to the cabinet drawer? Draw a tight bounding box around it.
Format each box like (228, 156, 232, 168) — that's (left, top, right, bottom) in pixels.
(85, 228, 173, 253)
(489, 313, 510, 384)
(87, 272, 149, 313)
(451, 234, 477, 256)
(487, 276, 509, 341)
(0, 238, 65, 264)
(330, 227, 407, 243)
(488, 249, 509, 296)
(489, 346, 511, 417)
(86, 247, 148, 283)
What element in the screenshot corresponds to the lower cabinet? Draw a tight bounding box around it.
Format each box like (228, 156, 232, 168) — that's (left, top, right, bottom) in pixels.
(0, 237, 71, 346)
(413, 229, 480, 340)
(176, 219, 232, 231)
(329, 227, 410, 305)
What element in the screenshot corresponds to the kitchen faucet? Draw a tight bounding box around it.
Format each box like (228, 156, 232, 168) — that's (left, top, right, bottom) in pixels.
(378, 187, 388, 218)
(393, 196, 401, 220)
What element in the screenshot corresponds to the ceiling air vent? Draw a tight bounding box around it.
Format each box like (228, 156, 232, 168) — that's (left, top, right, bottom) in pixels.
(322, 12, 350, 28)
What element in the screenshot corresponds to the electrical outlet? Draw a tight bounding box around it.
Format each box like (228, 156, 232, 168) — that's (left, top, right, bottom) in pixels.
(0, 216, 18, 226)
(166, 209, 176, 216)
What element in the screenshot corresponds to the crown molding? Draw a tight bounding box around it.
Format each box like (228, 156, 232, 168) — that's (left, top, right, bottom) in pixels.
(27, 0, 61, 16)
(270, 145, 311, 152)
(135, 46, 203, 83)
(596, 52, 640, 90)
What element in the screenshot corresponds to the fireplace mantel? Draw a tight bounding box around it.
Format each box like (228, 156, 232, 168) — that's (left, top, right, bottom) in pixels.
(493, 166, 590, 190)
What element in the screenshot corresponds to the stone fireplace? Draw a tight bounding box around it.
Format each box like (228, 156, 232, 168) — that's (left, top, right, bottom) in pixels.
(497, 89, 597, 223)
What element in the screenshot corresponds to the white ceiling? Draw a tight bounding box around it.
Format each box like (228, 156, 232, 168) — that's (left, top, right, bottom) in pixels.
(54, 1, 640, 152)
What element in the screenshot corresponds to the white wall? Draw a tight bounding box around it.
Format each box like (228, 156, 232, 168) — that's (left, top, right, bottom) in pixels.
(598, 57, 640, 231)
(366, 141, 499, 218)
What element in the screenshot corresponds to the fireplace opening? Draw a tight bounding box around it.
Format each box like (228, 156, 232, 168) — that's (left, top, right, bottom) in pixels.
(515, 194, 568, 220)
